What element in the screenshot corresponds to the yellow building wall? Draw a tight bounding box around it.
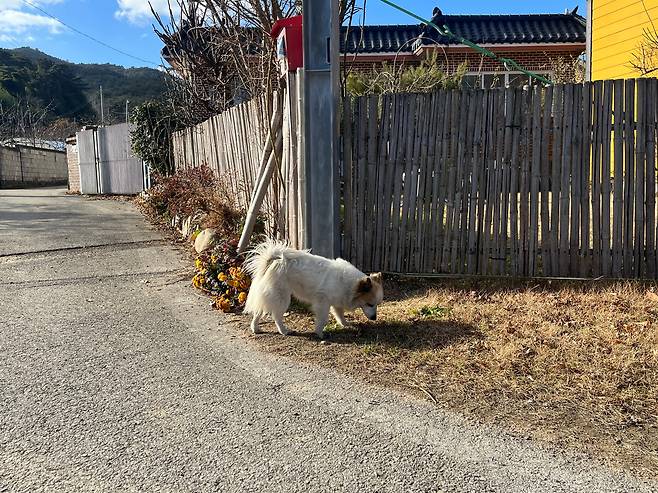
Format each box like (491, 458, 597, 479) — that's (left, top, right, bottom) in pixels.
(591, 0, 658, 80)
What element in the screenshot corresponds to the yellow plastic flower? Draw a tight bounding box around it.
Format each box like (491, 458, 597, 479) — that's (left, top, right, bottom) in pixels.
(194, 258, 203, 270)
(218, 272, 228, 282)
(238, 292, 248, 304)
(192, 274, 205, 289)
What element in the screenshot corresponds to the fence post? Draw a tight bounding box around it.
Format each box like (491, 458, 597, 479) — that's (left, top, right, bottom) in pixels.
(301, 0, 340, 258)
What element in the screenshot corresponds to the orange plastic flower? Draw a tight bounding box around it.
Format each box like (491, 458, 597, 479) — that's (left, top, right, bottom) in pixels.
(238, 292, 247, 304)
(218, 296, 232, 312)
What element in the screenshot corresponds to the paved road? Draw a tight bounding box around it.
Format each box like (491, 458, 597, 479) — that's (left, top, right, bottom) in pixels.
(1, 188, 656, 493)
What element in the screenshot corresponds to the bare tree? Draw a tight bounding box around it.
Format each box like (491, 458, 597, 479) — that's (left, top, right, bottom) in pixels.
(0, 100, 51, 144)
(631, 27, 658, 76)
(152, 0, 363, 122)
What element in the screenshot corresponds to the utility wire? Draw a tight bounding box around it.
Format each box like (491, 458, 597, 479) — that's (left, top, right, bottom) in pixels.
(19, 0, 161, 67)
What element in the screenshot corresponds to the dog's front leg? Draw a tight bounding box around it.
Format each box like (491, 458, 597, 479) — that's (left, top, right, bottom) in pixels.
(313, 304, 330, 339)
(330, 306, 348, 327)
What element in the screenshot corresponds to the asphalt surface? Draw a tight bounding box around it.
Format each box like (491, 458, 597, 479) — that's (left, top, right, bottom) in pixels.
(1, 188, 656, 493)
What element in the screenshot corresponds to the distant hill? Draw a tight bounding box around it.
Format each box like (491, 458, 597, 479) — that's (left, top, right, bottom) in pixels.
(0, 47, 168, 126)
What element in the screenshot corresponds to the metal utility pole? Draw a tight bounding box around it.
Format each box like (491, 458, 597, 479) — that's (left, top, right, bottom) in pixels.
(125, 100, 130, 124)
(302, 0, 340, 258)
(99, 85, 104, 126)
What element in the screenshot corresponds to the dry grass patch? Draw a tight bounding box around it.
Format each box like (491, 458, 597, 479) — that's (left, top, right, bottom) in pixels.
(248, 278, 658, 476)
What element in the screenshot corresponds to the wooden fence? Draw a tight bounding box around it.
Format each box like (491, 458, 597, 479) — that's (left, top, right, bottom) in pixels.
(172, 79, 305, 246)
(342, 78, 658, 278)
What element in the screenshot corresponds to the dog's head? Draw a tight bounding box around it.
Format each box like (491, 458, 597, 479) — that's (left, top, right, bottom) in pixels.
(354, 272, 384, 321)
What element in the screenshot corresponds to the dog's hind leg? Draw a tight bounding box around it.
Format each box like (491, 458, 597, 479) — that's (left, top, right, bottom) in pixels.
(265, 288, 290, 336)
(330, 306, 348, 327)
(313, 303, 330, 339)
(250, 314, 264, 334)
(272, 312, 291, 336)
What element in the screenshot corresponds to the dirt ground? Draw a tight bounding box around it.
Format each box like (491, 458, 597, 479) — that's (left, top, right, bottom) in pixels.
(235, 277, 658, 477)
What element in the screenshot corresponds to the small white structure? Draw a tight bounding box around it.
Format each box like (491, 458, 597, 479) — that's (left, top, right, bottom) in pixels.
(68, 123, 149, 195)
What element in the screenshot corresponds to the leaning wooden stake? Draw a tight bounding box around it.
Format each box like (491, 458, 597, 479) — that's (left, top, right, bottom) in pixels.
(237, 129, 284, 254)
(249, 97, 282, 204)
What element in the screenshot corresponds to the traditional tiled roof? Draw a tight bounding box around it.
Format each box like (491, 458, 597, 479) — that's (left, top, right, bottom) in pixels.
(340, 12, 586, 54)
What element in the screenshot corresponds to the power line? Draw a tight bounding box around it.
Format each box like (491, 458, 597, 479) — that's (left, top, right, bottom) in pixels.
(19, 0, 161, 67)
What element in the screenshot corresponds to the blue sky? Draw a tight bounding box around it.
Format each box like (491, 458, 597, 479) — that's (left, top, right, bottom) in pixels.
(0, 0, 586, 68)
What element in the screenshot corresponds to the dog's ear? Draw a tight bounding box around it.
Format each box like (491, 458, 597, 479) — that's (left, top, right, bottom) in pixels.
(357, 276, 372, 293)
(370, 272, 383, 284)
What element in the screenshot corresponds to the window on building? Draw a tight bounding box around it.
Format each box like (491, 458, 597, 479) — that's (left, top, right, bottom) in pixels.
(462, 71, 553, 89)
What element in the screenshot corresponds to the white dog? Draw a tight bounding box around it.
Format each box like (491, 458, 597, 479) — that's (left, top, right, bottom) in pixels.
(244, 239, 384, 339)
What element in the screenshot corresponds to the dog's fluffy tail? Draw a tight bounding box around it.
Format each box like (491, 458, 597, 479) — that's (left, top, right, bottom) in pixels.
(243, 239, 294, 318)
(243, 238, 290, 280)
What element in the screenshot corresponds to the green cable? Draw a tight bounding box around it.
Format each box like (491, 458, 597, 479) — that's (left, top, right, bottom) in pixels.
(379, 0, 554, 86)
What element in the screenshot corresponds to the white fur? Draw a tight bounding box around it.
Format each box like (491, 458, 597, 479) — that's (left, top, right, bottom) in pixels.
(244, 239, 382, 338)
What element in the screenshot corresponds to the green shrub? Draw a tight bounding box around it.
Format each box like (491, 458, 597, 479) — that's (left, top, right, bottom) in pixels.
(346, 54, 466, 96)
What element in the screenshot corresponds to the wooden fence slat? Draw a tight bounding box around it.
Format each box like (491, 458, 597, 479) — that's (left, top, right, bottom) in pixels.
(451, 90, 473, 273)
(580, 83, 592, 278)
(648, 79, 657, 278)
(411, 94, 432, 271)
(374, 95, 391, 269)
(428, 91, 447, 272)
(510, 88, 523, 276)
(501, 87, 515, 275)
(342, 98, 353, 260)
(455, 90, 476, 273)
(636, 78, 647, 277)
(592, 81, 603, 277)
(550, 84, 564, 276)
(519, 87, 533, 276)
(491, 89, 506, 275)
(530, 85, 542, 276)
(386, 95, 406, 271)
(569, 84, 583, 276)
(612, 79, 624, 278)
(421, 92, 440, 272)
(381, 95, 398, 270)
(355, 97, 368, 269)
(480, 91, 497, 275)
(541, 85, 554, 276)
(442, 91, 461, 273)
(365, 96, 379, 271)
(601, 80, 613, 277)
(624, 79, 636, 277)
(403, 95, 425, 272)
(395, 94, 418, 272)
(559, 84, 573, 277)
(435, 91, 453, 271)
(467, 90, 485, 275)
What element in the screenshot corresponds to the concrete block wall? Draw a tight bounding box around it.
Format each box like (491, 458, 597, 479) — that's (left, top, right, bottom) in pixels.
(0, 145, 68, 188)
(66, 137, 80, 193)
